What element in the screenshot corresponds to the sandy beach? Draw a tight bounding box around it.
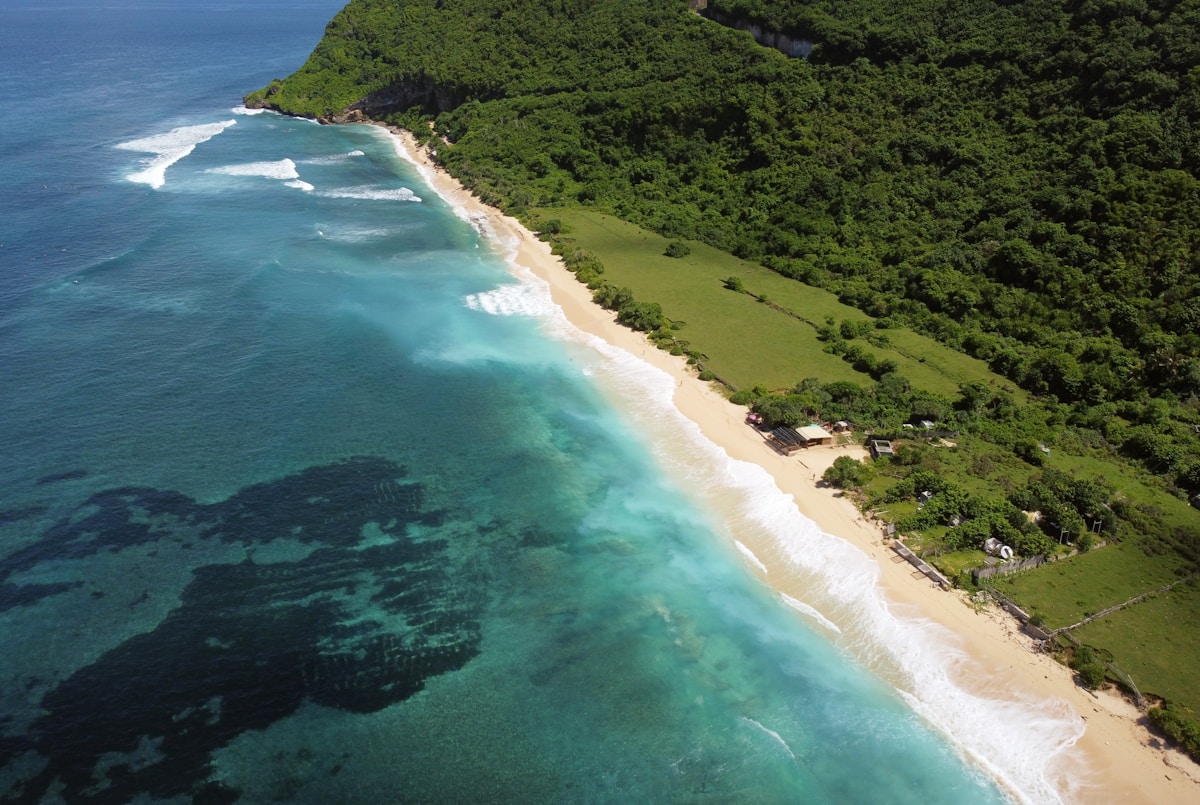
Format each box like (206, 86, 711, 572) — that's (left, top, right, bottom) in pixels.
(383, 125, 1200, 804)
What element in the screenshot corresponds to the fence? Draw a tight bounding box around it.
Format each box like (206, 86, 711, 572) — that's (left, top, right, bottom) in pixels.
(890, 541, 953, 589)
(972, 554, 1046, 582)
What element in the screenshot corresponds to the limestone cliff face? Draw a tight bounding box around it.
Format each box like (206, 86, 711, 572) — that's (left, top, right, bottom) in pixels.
(245, 73, 485, 124)
(338, 75, 480, 121)
(702, 9, 813, 59)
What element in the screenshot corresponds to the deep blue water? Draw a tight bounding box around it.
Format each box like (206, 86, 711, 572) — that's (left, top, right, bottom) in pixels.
(0, 3, 1074, 802)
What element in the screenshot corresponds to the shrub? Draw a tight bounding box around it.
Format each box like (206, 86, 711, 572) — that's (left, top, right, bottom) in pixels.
(617, 301, 668, 332)
(1069, 645, 1107, 690)
(730, 389, 757, 406)
(1148, 703, 1200, 761)
(823, 455, 873, 489)
(664, 241, 691, 258)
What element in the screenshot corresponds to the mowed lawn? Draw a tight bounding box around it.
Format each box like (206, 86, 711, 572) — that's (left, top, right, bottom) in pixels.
(542, 209, 1002, 395)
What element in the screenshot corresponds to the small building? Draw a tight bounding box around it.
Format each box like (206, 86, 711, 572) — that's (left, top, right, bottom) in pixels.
(796, 424, 834, 446)
(832, 420, 851, 433)
(769, 426, 807, 454)
(769, 424, 834, 453)
(869, 439, 894, 459)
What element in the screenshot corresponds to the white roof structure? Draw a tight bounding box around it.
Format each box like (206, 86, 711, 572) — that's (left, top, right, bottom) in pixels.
(797, 424, 833, 442)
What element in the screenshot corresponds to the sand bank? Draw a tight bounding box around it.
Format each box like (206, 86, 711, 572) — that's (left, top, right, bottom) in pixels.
(382, 125, 1200, 804)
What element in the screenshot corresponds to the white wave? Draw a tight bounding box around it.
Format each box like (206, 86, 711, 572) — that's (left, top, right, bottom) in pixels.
(205, 159, 313, 192)
(320, 185, 421, 202)
(463, 212, 495, 240)
(300, 150, 366, 165)
(207, 158, 299, 181)
(463, 283, 557, 318)
(231, 105, 265, 115)
(739, 717, 796, 760)
(734, 540, 768, 575)
(314, 224, 397, 242)
(730, 464, 1085, 804)
(779, 592, 841, 635)
(115, 119, 236, 189)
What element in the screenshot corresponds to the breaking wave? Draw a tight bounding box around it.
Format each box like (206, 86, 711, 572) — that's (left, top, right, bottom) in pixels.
(320, 186, 421, 202)
(116, 120, 237, 189)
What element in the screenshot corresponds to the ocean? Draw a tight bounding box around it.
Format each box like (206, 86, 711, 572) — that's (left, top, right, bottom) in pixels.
(0, 2, 1080, 802)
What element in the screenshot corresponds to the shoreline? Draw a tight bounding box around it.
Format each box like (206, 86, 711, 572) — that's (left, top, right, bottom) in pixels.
(380, 124, 1200, 804)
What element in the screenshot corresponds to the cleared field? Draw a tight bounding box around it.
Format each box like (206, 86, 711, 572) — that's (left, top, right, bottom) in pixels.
(1069, 580, 1200, 706)
(991, 540, 1186, 627)
(543, 210, 1008, 395)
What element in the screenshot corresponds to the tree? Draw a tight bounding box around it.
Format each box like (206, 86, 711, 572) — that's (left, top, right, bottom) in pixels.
(823, 455, 873, 489)
(1070, 646, 1107, 690)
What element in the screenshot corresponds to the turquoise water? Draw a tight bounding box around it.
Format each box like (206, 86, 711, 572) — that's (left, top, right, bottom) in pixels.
(0, 2, 1079, 802)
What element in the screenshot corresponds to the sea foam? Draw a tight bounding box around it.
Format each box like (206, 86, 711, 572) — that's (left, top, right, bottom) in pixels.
(206, 158, 313, 192)
(321, 186, 421, 202)
(116, 120, 236, 189)
(301, 150, 366, 165)
(463, 283, 557, 319)
(739, 717, 797, 761)
(207, 158, 299, 180)
(486, 261, 1087, 805)
(714, 453, 1085, 805)
(779, 592, 841, 635)
(734, 540, 768, 575)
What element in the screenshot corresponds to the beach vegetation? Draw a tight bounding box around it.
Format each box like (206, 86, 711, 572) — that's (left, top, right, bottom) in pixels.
(1148, 702, 1200, 761)
(823, 455, 872, 490)
(1069, 645, 1108, 690)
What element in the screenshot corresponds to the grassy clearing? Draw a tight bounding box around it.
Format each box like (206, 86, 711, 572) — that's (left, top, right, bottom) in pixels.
(1049, 451, 1198, 533)
(543, 210, 858, 389)
(990, 541, 1186, 627)
(1070, 580, 1200, 706)
(931, 548, 989, 580)
(541, 209, 1008, 395)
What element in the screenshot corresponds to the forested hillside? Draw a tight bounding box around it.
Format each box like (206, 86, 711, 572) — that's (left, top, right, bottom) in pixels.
(246, 0, 1200, 495)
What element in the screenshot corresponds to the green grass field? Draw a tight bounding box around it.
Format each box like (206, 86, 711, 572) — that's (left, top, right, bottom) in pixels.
(541, 210, 1005, 395)
(1070, 580, 1200, 706)
(991, 541, 1186, 627)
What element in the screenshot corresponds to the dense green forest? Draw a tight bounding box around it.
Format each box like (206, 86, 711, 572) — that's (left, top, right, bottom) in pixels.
(249, 0, 1200, 742)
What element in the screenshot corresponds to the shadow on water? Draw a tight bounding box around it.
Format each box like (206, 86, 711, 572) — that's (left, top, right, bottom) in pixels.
(0, 457, 482, 804)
